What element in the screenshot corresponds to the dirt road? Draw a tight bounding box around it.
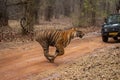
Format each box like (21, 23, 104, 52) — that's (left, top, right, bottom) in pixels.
(0, 34, 114, 80)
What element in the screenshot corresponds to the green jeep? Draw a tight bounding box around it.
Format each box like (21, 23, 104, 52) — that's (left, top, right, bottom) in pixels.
(101, 14, 120, 42)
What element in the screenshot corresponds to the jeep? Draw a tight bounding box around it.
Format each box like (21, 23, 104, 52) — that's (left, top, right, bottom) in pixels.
(101, 14, 120, 42)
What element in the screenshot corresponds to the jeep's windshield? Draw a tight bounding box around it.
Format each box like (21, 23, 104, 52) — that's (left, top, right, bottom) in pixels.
(107, 14, 120, 24)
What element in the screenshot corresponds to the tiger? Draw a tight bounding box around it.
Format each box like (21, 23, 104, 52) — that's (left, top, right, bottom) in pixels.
(20, 17, 84, 63)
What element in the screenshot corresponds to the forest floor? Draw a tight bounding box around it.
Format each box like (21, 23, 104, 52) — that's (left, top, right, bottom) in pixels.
(0, 20, 120, 80)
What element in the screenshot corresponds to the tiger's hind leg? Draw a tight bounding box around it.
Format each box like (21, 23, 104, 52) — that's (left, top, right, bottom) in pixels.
(40, 43, 55, 63)
(43, 48, 55, 63)
(53, 42, 64, 61)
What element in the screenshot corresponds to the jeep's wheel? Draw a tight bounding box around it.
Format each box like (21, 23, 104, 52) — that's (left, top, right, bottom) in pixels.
(113, 37, 118, 40)
(102, 36, 108, 42)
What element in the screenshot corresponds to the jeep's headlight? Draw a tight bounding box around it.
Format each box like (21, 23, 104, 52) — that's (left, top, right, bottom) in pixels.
(104, 28, 108, 32)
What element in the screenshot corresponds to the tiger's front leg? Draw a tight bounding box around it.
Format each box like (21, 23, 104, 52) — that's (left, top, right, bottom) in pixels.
(52, 42, 64, 62)
(55, 47, 64, 56)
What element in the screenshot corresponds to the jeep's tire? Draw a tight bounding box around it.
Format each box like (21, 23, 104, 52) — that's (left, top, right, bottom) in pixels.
(113, 37, 118, 40)
(102, 36, 108, 42)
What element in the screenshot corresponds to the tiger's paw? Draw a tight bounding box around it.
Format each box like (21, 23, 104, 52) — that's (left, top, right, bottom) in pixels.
(49, 59, 54, 63)
(48, 57, 55, 63)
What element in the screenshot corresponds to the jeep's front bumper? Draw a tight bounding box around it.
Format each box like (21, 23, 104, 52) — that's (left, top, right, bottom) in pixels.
(102, 31, 120, 37)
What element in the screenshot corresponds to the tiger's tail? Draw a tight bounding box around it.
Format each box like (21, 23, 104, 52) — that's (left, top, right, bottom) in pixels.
(20, 17, 30, 35)
(20, 17, 26, 30)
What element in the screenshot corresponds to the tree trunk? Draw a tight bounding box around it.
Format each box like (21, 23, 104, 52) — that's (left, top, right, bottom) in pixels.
(45, 6, 53, 21)
(0, 0, 8, 27)
(34, 0, 40, 24)
(116, 0, 120, 13)
(21, 0, 36, 36)
(89, 0, 96, 26)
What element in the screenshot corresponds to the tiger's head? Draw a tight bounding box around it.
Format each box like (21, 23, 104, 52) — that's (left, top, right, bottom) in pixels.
(72, 27, 84, 38)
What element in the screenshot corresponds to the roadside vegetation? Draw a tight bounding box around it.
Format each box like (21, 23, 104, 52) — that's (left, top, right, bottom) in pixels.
(0, 0, 120, 42)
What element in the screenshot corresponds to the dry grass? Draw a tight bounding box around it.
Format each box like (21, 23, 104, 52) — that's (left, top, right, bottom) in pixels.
(8, 18, 100, 32)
